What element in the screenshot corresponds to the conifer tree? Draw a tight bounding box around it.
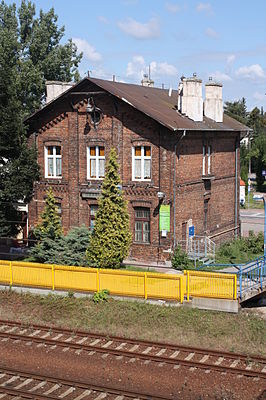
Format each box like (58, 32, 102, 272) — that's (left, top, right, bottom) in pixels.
(87, 148, 131, 269)
(35, 187, 62, 240)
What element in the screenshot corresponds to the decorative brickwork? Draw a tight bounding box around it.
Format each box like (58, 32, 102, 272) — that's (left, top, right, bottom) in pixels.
(28, 80, 240, 264)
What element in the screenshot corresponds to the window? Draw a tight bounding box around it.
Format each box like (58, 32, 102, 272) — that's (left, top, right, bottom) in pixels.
(134, 208, 150, 243)
(87, 146, 105, 179)
(132, 146, 151, 181)
(45, 146, 62, 178)
(203, 145, 211, 175)
(89, 205, 98, 230)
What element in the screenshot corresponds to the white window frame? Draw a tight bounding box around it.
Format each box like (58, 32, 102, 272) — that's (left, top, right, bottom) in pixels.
(203, 144, 211, 176)
(207, 145, 211, 175)
(87, 146, 105, 180)
(44, 146, 62, 178)
(132, 146, 151, 181)
(202, 145, 206, 176)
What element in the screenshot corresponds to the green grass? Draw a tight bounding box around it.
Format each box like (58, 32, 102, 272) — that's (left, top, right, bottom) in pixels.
(0, 289, 265, 357)
(120, 265, 152, 272)
(243, 194, 264, 209)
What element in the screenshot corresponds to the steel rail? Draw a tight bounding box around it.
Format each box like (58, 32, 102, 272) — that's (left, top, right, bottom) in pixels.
(0, 318, 265, 364)
(0, 331, 265, 380)
(0, 366, 170, 400)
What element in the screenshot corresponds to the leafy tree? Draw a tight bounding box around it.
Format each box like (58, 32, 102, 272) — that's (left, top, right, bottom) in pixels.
(0, 0, 82, 237)
(250, 133, 266, 192)
(87, 148, 132, 269)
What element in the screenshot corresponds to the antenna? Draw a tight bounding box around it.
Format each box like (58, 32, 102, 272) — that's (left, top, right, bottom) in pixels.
(148, 64, 151, 80)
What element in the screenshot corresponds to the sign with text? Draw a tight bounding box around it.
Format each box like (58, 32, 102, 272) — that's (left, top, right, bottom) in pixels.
(189, 225, 195, 237)
(159, 205, 170, 231)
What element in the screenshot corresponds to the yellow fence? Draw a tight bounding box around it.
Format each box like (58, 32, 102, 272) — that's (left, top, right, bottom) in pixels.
(0, 260, 237, 302)
(185, 270, 237, 300)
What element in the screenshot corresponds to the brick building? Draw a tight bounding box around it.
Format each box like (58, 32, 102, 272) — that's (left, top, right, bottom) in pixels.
(26, 76, 249, 263)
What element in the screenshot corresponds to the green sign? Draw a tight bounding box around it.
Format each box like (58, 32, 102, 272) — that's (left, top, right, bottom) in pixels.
(159, 205, 170, 231)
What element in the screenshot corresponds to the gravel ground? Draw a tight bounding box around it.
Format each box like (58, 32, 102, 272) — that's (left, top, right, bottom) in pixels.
(0, 339, 265, 400)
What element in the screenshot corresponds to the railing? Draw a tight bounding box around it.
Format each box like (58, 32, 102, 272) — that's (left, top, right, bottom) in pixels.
(0, 260, 237, 302)
(184, 270, 237, 300)
(0, 260, 185, 303)
(175, 236, 215, 262)
(237, 256, 266, 300)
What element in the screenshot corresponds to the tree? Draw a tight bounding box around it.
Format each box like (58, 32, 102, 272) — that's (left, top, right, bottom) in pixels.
(224, 98, 248, 125)
(28, 225, 90, 266)
(87, 148, 132, 269)
(0, 0, 82, 236)
(249, 134, 266, 192)
(34, 187, 63, 240)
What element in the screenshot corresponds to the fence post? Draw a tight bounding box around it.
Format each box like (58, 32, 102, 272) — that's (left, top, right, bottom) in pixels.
(9, 261, 13, 286)
(180, 276, 184, 303)
(96, 269, 100, 292)
(52, 265, 55, 290)
(234, 274, 237, 300)
(144, 272, 147, 300)
(187, 270, 190, 301)
(239, 268, 242, 300)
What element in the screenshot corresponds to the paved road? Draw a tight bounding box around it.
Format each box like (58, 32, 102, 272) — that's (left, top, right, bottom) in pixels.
(240, 209, 265, 237)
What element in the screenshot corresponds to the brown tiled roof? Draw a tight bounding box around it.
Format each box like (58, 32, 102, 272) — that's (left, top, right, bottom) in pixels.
(25, 77, 250, 133)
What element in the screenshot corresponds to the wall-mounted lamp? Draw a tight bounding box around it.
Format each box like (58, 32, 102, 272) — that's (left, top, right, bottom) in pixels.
(157, 191, 165, 199)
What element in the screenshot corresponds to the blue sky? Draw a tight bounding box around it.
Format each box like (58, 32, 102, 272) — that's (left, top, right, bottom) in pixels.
(7, 0, 266, 110)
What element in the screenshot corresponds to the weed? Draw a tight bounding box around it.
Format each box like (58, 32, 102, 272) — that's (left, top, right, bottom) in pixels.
(92, 289, 110, 303)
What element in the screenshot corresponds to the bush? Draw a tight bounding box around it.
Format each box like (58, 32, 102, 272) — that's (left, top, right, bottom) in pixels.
(92, 289, 110, 303)
(216, 232, 264, 264)
(171, 246, 195, 270)
(28, 225, 90, 266)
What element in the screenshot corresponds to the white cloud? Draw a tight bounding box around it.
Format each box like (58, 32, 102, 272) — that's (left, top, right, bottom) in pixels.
(126, 56, 177, 81)
(253, 91, 266, 101)
(235, 64, 265, 79)
(210, 71, 232, 82)
(117, 17, 160, 39)
(205, 27, 219, 38)
(98, 16, 108, 24)
(72, 38, 102, 62)
(196, 2, 212, 13)
(165, 2, 181, 13)
(226, 54, 236, 65)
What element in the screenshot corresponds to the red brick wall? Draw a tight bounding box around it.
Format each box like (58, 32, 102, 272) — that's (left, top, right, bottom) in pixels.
(28, 87, 240, 263)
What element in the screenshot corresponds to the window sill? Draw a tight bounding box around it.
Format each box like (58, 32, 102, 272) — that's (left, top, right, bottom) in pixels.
(202, 175, 215, 181)
(133, 241, 151, 246)
(45, 176, 62, 180)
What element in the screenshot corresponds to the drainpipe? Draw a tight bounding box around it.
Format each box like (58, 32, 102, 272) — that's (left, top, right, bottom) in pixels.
(235, 136, 239, 239)
(173, 130, 186, 247)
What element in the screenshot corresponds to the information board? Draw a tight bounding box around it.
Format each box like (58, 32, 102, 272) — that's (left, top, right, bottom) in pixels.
(159, 205, 170, 231)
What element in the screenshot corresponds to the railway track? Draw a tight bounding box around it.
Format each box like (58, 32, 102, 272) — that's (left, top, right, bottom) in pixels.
(0, 319, 265, 380)
(0, 366, 168, 399)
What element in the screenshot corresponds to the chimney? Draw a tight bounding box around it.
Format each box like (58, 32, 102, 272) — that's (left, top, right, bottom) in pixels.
(178, 73, 203, 122)
(204, 78, 223, 122)
(45, 81, 75, 103)
(141, 73, 154, 88)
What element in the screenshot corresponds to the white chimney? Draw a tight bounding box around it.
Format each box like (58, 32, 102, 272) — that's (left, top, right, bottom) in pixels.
(45, 81, 74, 103)
(204, 78, 223, 122)
(178, 74, 203, 122)
(141, 73, 154, 87)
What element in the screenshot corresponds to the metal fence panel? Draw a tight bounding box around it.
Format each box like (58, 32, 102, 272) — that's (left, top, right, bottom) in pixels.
(54, 265, 98, 292)
(99, 269, 145, 297)
(185, 270, 236, 299)
(146, 272, 181, 300)
(11, 261, 53, 288)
